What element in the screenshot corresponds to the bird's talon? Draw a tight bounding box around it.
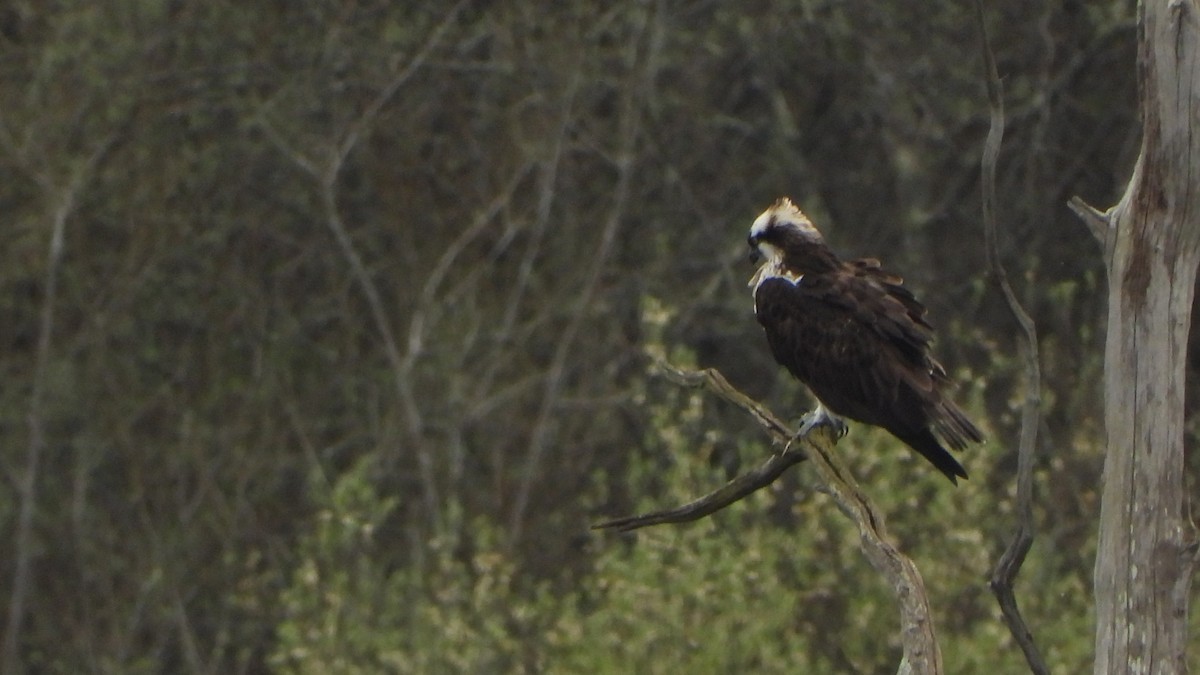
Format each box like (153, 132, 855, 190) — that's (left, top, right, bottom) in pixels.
(795, 406, 847, 440)
(832, 417, 849, 439)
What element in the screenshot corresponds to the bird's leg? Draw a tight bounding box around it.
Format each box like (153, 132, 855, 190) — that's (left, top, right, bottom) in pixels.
(796, 403, 849, 440)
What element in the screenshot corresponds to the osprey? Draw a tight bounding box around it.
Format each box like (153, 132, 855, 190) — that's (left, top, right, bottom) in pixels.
(747, 197, 982, 482)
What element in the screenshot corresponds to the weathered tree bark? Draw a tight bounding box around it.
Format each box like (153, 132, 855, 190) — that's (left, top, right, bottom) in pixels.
(803, 435, 943, 675)
(1081, 1, 1200, 672)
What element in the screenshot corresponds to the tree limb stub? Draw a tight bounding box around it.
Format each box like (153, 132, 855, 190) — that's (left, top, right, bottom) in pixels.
(1067, 195, 1113, 250)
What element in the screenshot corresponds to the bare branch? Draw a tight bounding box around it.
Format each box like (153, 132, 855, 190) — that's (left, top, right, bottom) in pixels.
(593, 362, 803, 532)
(316, 176, 441, 525)
(804, 428, 943, 675)
(507, 5, 657, 545)
(655, 360, 795, 440)
(253, 111, 321, 178)
(333, 0, 469, 167)
(591, 447, 806, 532)
(507, 143, 637, 542)
(256, 4, 470, 530)
(407, 163, 537, 493)
(1067, 195, 1112, 248)
(595, 360, 943, 672)
(3, 132, 118, 675)
(974, 2, 1049, 673)
(254, 1, 466, 177)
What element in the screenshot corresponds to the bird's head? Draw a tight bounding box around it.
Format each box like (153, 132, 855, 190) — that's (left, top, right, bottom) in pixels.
(746, 197, 823, 264)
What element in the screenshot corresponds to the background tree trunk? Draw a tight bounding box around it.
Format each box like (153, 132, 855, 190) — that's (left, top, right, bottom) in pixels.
(1092, 2, 1200, 672)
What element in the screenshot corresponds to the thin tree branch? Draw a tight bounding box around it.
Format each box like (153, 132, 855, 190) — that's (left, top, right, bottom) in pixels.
(253, 112, 321, 178)
(593, 362, 803, 532)
(316, 176, 440, 525)
(408, 163, 537, 494)
(333, 0, 468, 167)
(319, 2, 469, 530)
(253, 0, 466, 177)
(256, 2, 469, 531)
(656, 360, 795, 441)
(506, 5, 657, 545)
(506, 142, 636, 542)
(3, 133, 117, 675)
(591, 447, 807, 532)
(974, 2, 1049, 674)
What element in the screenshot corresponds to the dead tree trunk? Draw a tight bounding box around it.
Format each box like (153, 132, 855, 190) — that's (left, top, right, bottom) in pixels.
(1078, 2, 1200, 672)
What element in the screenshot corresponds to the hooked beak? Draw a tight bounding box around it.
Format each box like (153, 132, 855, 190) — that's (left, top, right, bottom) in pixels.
(747, 236, 762, 264)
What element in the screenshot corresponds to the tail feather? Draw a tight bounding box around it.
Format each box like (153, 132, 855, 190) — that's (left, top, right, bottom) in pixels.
(896, 428, 969, 484)
(932, 401, 984, 450)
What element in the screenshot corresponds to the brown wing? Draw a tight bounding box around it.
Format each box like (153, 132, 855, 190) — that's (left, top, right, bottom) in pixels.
(754, 272, 975, 481)
(835, 261, 940, 381)
(843, 261, 983, 449)
(754, 273, 931, 423)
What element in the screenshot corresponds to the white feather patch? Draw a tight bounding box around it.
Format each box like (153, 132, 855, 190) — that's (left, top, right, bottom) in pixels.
(749, 261, 803, 310)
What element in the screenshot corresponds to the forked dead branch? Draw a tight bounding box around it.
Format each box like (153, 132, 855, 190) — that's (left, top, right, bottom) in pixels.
(596, 358, 944, 674)
(593, 361, 803, 532)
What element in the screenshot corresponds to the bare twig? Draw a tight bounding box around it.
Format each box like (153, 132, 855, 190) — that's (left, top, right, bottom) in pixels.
(409, 164, 537, 492)
(657, 360, 795, 439)
(254, 114, 320, 178)
(591, 447, 807, 532)
(506, 5, 658, 545)
(316, 175, 442, 526)
(255, 1, 469, 531)
(593, 362, 803, 531)
(322, 2, 468, 530)
(333, 0, 469, 168)
(506, 139, 637, 541)
(974, 2, 1048, 673)
(254, 1, 470, 179)
(595, 360, 943, 672)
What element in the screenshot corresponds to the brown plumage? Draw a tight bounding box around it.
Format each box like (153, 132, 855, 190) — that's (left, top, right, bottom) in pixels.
(747, 198, 982, 482)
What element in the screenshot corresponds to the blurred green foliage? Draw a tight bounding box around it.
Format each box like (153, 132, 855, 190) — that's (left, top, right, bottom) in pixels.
(270, 384, 1099, 674)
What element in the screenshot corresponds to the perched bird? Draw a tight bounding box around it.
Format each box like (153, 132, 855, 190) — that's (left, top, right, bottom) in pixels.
(746, 197, 983, 482)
